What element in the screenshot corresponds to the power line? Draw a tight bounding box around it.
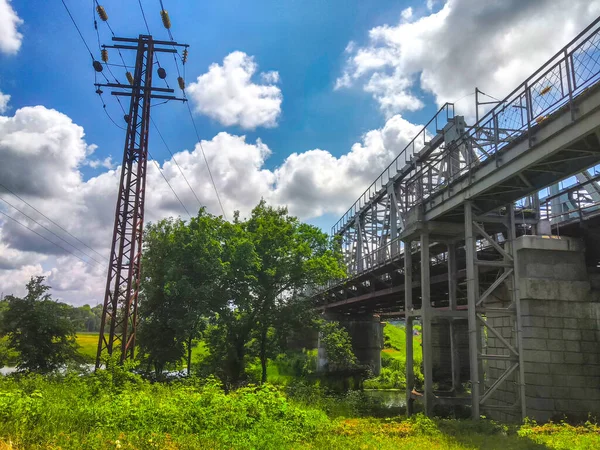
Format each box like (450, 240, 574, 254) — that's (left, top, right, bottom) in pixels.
(157, 0, 182, 78)
(155, 0, 227, 219)
(136, 0, 169, 88)
(147, 151, 192, 218)
(0, 183, 107, 262)
(61, 0, 95, 60)
(95, 90, 190, 218)
(98, 93, 126, 130)
(98, 98, 191, 219)
(0, 196, 105, 266)
(61, 0, 196, 222)
(0, 209, 103, 270)
(93, 0, 128, 69)
(151, 117, 203, 209)
(137, 0, 152, 34)
(184, 102, 227, 220)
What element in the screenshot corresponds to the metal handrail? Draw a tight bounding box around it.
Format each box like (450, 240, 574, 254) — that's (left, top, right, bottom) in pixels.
(405, 16, 600, 208)
(326, 16, 600, 289)
(331, 103, 454, 235)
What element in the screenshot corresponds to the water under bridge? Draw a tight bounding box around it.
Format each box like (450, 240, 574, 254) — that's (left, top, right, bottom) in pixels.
(312, 16, 600, 422)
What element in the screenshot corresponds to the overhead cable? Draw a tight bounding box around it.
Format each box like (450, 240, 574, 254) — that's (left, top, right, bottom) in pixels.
(151, 117, 203, 210)
(0, 210, 104, 270)
(185, 102, 227, 220)
(0, 197, 105, 266)
(155, 0, 227, 219)
(61, 0, 95, 60)
(0, 182, 107, 262)
(148, 151, 193, 219)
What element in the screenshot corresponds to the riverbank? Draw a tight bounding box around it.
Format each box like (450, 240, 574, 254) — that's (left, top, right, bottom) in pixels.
(0, 373, 598, 449)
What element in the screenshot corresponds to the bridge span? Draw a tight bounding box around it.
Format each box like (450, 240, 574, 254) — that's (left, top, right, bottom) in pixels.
(313, 16, 600, 422)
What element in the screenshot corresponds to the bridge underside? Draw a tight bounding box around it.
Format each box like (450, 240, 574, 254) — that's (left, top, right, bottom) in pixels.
(316, 212, 600, 317)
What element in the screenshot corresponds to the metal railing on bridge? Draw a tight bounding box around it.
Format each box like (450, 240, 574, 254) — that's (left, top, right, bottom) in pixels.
(403, 15, 600, 215)
(331, 103, 455, 236)
(328, 15, 600, 287)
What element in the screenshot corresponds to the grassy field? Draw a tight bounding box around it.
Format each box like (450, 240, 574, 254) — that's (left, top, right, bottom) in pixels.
(75, 333, 209, 364)
(75, 332, 98, 360)
(0, 373, 598, 450)
(363, 322, 423, 389)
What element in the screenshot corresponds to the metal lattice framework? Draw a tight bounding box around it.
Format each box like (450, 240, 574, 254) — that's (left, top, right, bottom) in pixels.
(95, 35, 186, 367)
(331, 16, 600, 282)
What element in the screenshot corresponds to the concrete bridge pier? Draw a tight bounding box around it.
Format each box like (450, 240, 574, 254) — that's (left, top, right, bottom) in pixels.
(317, 312, 384, 375)
(483, 235, 600, 422)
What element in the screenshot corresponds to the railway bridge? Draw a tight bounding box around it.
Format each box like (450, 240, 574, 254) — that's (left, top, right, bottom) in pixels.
(313, 17, 600, 422)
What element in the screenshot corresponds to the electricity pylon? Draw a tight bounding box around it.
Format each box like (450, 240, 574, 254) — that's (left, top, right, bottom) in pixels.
(95, 35, 187, 368)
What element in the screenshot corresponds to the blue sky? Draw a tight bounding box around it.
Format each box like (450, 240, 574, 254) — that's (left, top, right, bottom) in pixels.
(3, 0, 436, 178)
(1, 0, 599, 304)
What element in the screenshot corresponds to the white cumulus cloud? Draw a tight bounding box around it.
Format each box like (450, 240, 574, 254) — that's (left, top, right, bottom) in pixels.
(0, 104, 423, 304)
(0, 90, 9, 113)
(0, 0, 23, 55)
(336, 0, 600, 118)
(187, 51, 283, 129)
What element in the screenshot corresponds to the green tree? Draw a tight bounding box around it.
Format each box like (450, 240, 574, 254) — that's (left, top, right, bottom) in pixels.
(138, 210, 224, 376)
(202, 216, 261, 386)
(0, 276, 81, 373)
(137, 201, 345, 385)
(317, 319, 357, 372)
(244, 201, 345, 383)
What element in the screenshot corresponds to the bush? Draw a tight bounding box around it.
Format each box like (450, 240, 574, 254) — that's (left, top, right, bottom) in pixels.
(0, 372, 330, 449)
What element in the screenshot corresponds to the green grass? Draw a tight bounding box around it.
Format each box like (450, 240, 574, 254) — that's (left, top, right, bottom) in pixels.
(75, 332, 98, 360)
(74, 334, 209, 366)
(0, 373, 598, 449)
(364, 323, 423, 389)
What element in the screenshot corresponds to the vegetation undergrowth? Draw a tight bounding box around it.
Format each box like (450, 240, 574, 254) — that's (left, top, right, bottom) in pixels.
(1, 372, 599, 450)
(363, 322, 423, 390)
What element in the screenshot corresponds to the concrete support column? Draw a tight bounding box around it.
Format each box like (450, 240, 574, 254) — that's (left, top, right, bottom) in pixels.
(318, 312, 384, 375)
(421, 232, 434, 415)
(508, 204, 527, 420)
(404, 240, 414, 415)
(465, 201, 481, 419)
(448, 242, 462, 393)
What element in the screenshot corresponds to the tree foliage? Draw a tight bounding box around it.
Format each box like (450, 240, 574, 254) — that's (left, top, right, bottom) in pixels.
(138, 200, 345, 383)
(0, 276, 81, 373)
(243, 201, 346, 382)
(316, 319, 358, 372)
(137, 210, 225, 376)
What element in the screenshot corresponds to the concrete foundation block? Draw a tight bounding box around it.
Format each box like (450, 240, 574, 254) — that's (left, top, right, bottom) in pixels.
(546, 340, 565, 351)
(483, 236, 600, 423)
(564, 341, 581, 352)
(523, 350, 551, 363)
(564, 353, 584, 364)
(563, 318, 579, 329)
(523, 316, 545, 327)
(581, 330, 596, 341)
(523, 327, 548, 339)
(522, 338, 547, 351)
(524, 362, 550, 374)
(545, 317, 564, 328)
(562, 329, 581, 340)
(525, 373, 553, 386)
(527, 398, 555, 411)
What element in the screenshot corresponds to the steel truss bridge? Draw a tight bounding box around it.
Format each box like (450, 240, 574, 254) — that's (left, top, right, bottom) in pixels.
(312, 17, 600, 419)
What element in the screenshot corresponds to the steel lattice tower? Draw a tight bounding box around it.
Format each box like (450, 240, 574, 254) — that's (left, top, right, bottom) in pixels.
(95, 35, 186, 368)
